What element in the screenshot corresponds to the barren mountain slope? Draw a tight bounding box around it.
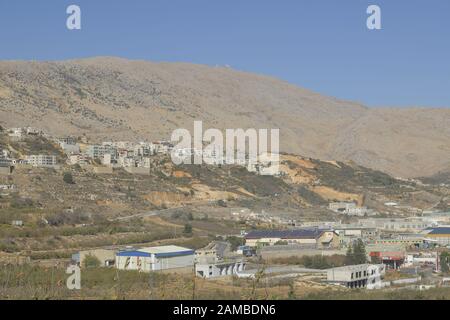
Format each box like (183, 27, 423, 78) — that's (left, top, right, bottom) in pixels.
(0, 57, 449, 177)
(330, 108, 450, 177)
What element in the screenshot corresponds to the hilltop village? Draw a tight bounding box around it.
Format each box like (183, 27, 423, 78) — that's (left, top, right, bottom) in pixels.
(1, 125, 450, 299)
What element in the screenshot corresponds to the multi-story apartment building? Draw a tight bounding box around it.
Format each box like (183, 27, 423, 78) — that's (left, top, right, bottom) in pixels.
(86, 145, 117, 159)
(26, 155, 57, 167)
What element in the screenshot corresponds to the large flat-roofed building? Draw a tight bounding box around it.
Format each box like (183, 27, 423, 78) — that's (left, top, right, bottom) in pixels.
(116, 245, 195, 272)
(423, 227, 450, 246)
(359, 218, 431, 232)
(245, 228, 339, 249)
(374, 234, 424, 247)
(334, 226, 378, 247)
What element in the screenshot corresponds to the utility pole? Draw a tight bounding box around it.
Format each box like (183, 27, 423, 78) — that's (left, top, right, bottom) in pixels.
(192, 262, 197, 300)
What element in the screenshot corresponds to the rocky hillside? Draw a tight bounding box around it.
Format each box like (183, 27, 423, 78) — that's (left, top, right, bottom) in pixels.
(0, 57, 449, 177)
(1, 131, 447, 220)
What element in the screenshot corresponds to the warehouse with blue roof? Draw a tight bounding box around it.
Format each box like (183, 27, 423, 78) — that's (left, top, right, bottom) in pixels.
(116, 245, 195, 272)
(423, 227, 450, 246)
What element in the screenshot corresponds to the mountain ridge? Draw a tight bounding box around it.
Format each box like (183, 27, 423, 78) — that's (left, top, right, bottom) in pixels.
(0, 56, 449, 178)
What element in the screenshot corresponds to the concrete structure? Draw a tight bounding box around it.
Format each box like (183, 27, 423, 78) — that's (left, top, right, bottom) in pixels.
(8, 128, 23, 139)
(134, 143, 156, 157)
(328, 202, 357, 212)
(116, 245, 195, 272)
(237, 266, 326, 279)
(359, 218, 431, 232)
(7, 127, 41, 139)
(367, 264, 387, 289)
(11, 220, 23, 227)
(334, 226, 378, 247)
(0, 184, 15, 191)
(68, 154, 90, 166)
(405, 252, 438, 268)
(57, 137, 77, 145)
(26, 155, 57, 168)
(326, 264, 385, 289)
(195, 241, 246, 278)
(0, 166, 13, 175)
(245, 228, 339, 249)
(59, 142, 80, 155)
(259, 245, 344, 260)
(374, 234, 424, 247)
(423, 227, 450, 246)
(196, 259, 245, 278)
(0, 157, 11, 166)
(0, 146, 9, 158)
(86, 144, 116, 159)
(236, 245, 253, 256)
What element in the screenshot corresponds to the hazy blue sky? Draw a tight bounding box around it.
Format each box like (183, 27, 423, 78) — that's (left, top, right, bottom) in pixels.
(0, 0, 449, 107)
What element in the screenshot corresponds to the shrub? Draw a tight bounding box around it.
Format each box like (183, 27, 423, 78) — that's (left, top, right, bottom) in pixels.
(183, 223, 193, 236)
(63, 172, 75, 184)
(83, 254, 101, 268)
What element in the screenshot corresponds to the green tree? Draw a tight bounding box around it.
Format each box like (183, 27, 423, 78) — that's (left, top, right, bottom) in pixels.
(353, 239, 367, 264)
(226, 236, 244, 251)
(63, 172, 75, 184)
(183, 223, 193, 236)
(346, 240, 367, 265)
(217, 200, 227, 207)
(83, 254, 101, 268)
(440, 252, 450, 273)
(345, 244, 354, 265)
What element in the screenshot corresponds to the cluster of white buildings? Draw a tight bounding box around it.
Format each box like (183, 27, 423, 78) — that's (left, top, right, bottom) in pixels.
(59, 137, 174, 173)
(2, 126, 282, 176)
(0, 145, 57, 171)
(7, 127, 43, 139)
(172, 147, 281, 176)
(0, 127, 58, 170)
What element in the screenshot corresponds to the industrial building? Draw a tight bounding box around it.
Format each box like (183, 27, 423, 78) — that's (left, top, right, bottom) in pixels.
(368, 244, 405, 269)
(245, 228, 339, 249)
(359, 218, 431, 232)
(116, 245, 195, 272)
(334, 226, 378, 247)
(422, 227, 450, 246)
